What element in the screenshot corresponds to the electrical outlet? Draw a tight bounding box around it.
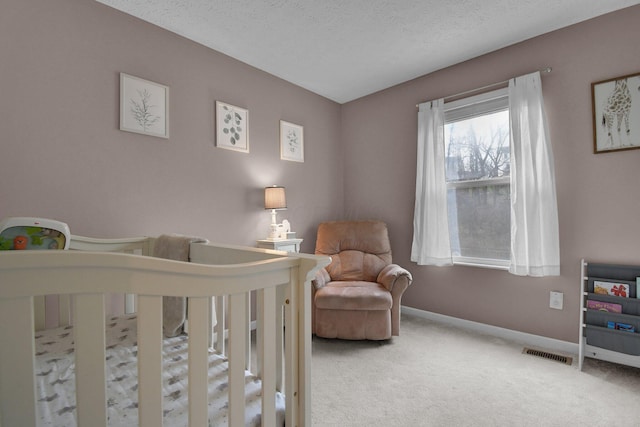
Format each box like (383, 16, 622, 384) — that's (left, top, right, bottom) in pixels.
(550, 291, 563, 310)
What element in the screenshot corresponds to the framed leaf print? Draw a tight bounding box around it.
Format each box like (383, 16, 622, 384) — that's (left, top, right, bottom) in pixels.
(216, 101, 249, 153)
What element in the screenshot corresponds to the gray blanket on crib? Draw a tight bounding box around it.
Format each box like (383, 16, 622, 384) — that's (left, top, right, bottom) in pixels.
(153, 234, 208, 337)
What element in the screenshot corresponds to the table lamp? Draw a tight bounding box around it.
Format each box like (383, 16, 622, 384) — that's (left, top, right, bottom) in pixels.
(264, 185, 286, 239)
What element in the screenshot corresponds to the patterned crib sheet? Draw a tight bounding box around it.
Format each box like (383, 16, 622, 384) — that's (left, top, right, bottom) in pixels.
(34, 314, 284, 426)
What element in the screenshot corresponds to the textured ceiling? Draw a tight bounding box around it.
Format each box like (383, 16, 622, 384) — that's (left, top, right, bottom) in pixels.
(96, 0, 639, 103)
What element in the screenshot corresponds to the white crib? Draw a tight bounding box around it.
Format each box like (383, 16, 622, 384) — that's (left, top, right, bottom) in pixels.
(0, 234, 329, 427)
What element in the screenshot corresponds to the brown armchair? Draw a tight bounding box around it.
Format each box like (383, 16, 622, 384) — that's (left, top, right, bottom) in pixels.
(312, 220, 413, 340)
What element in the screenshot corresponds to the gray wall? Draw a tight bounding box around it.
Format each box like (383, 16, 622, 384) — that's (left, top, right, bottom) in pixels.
(341, 5, 640, 342)
(0, 0, 343, 253)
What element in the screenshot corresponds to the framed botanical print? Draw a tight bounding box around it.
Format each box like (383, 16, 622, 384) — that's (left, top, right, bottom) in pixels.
(216, 101, 249, 153)
(280, 120, 304, 162)
(120, 73, 169, 138)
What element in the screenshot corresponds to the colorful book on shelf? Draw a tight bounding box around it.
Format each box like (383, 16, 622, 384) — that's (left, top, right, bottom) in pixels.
(637, 277, 640, 299)
(593, 280, 630, 298)
(607, 321, 635, 333)
(587, 300, 622, 313)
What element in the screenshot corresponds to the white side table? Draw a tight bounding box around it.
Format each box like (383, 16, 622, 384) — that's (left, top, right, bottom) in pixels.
(256, 238, 303, 253)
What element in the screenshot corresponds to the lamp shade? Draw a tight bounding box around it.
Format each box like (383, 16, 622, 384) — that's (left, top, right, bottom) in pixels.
(265, 186, 286, 210)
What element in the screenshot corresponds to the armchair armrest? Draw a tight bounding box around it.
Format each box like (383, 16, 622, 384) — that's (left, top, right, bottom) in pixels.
(377, 264, 413, 292)
(312, 268, 331, 290)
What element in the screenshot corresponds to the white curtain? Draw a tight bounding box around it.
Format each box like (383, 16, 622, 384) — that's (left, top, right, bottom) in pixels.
(411, 99, 452, 266)
(508, 71, 560, 276)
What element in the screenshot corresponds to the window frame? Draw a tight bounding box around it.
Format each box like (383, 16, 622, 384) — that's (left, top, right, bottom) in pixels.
(444, 88, 511, 270)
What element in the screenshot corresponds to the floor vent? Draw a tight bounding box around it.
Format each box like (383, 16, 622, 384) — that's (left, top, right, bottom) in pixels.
(522, 347, 573, 365)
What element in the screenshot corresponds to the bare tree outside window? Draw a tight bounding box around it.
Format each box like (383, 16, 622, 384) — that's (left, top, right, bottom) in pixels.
(445, 112, 510, 181)
(445, 109, 511, 261)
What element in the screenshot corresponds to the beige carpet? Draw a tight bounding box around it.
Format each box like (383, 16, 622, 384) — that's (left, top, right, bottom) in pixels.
(311, 313, 640, 427)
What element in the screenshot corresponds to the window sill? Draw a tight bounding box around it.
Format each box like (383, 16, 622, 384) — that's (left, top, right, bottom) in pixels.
(452, 258, 510, 271)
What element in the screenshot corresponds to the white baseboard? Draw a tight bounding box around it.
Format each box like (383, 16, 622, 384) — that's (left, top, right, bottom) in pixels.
(401, 306, 579, 356)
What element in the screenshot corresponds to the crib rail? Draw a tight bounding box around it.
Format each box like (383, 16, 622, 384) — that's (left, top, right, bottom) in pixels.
(31, 235, 152, 331)
(0, 241, 329, 427)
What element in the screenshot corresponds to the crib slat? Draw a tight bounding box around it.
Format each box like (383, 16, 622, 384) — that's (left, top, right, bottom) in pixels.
(284, 269, 299, 426)
(214, 295, 225, 355)
(137, 295, 163, 427)
(228, 292, 247, 426)
(259, 287, 277, 426)
(0, 296, 37, 427)
(33, 295, 45, 331)
(276, 285, 285, 392)
(245, 292, 251, 371)
(256, 293, 263, 378)
(299, 264, 313, 427)
(208, 296, 216, 349)
(125, 293, 136, 314)
(188, 297, 209, 426)
(74, 293, 107, 426)
(58, 294, 71, 327)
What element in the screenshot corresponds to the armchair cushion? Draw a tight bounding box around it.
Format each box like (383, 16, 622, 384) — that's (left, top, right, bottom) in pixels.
(314, 281, 392, 311)
(316, 221, 391, 282)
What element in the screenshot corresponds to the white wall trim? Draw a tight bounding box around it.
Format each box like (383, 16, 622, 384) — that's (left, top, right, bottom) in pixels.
(401, 306, 579, 356)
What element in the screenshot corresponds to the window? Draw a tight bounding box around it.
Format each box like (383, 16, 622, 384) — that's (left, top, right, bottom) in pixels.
(412, 73, 558, 274)
(443, 88, 510, 268)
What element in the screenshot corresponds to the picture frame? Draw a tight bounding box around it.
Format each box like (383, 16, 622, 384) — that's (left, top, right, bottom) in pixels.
(216, 101, 249, 153)
(280, 120, 304, 162)
(120, 73, 169, 138)
(592, 72, 640, 153)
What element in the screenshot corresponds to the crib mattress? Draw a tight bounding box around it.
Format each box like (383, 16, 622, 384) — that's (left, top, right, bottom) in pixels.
(34, 314, 284, 426)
